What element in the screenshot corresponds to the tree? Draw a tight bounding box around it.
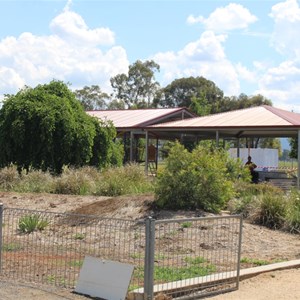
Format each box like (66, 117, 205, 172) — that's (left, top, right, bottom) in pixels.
(74, 85, 110, 110)
(158, 76, 223, 113)
(219, 94, 272, 112)
(110, 60, 160, 108)
(289, 138, 298, 159)
(189, 93, 211, 116)
(0, 80, 117, 173)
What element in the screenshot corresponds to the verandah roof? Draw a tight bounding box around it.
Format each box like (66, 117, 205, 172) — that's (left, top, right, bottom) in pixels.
(145, 105, 300, 139)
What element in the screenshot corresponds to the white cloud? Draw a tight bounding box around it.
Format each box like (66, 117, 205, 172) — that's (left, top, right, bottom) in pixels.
(50, 9, 115, 46)
(269, 0, 300, 58)
(235, 63, 256, 83)
(152, 31, 240, 96)
(256, 60, 300, 111)
(0, 6, 128, 96)
(187, 3, 257, 32)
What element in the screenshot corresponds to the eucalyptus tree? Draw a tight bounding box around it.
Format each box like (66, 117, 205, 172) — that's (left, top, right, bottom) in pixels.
(74, 85, 110, 110)
(110, 60, 160, 108)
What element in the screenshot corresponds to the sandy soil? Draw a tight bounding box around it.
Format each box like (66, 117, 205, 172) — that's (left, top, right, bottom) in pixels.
(0, 191, 299, 299)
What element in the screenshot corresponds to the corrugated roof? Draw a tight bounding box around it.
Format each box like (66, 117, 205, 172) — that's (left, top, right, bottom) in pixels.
(148, 106, 300, 128)
(87, 108, 194, 128)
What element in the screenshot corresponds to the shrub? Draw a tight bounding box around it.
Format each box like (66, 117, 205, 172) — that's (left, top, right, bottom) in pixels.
(0, 165, 20, 191)
(15, 169, 54, 193)
(228, 182, 284, 218)
(96, 163, 153, 196)
(18, 214, 49, 234)
(154, 142, 244, 213)
(285, 189, 300, 233)
(253, 193, 287, 229)
(53, 166, 99, 195)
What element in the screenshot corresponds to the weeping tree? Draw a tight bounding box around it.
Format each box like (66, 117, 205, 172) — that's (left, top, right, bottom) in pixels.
(0, 80, 118, 173)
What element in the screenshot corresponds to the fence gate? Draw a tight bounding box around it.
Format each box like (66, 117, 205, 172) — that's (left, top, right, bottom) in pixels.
(140, 215, 243, 300)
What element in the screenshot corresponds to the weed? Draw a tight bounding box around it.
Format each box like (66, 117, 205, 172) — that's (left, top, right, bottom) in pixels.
(2, 243, 23, 251)
(181, 222, 192, 228)
(18, 214, 49, 234)
(73, 233, 85, 240)
(184, 256, 207, 265)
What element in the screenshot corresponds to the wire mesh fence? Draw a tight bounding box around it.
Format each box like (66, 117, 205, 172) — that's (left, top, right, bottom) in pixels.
(0, 206, 145, 290)
(0, 206, 242, 300)
(149, 216, 242, 299)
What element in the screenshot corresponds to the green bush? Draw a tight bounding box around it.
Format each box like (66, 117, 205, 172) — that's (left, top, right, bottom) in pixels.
(96, 163, 153, 196)
(53, 166, 99, 195)
(285, 189, 300, 233)
(154, 142, 245, 213)
(18, 214, 49, 234)
(254, 193, 287, 229)
(228, 182, 284, 218)
(15, 169, 54, 193)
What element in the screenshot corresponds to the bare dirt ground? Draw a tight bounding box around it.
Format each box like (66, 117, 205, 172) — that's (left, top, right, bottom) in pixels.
(0, 191, 299, 299)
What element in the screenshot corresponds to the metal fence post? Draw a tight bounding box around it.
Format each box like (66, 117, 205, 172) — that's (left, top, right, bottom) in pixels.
(144, 217, 155, 300)
(236, 215, 243, 289)
(0, 204, 3, 274)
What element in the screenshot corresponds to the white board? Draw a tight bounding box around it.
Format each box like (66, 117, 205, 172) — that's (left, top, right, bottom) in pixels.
(228, 148, 278, 171)
(75, 256, 134, 300)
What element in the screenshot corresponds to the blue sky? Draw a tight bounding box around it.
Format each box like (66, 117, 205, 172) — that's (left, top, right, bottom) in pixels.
(1, 0, 300, 112)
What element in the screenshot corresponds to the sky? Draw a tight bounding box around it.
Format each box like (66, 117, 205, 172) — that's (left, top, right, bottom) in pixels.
(1, 0, 300, 112)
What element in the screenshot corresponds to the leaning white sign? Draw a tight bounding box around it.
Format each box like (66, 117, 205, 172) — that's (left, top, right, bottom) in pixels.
(75, 256, 134, 300)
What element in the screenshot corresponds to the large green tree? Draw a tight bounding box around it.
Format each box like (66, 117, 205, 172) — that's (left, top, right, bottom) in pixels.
(0, 80, 117, 173)
(157, 76, 223, 113)
(110, 60, 160, 108)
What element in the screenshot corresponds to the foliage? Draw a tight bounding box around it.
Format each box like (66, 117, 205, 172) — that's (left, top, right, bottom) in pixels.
(158, 76, 223, 113)
(285, 189, 300, 233)
(188, 94, 211, 116)
(89, 118, 121, 169)
(0, 80, 118, 173)
(0, 164, 153, 196)
(54, 166, 99, 195)
(15, 169, 54, 193)
(254, 193, 287, 229)
(289, 137, 298, 159)
(74, 85, 110, 110)
(154, 142, 246, 213)
(229, 182, 300, 233)
(0, 165, 20, 191)
(18, 214, 49, 234)
(96, 163, 154, 196)
(110, 60, 160, 108)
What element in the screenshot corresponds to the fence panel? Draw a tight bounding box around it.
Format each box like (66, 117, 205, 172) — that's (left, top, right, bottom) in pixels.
(1, 207, 242, 299)
(149, 216, 242, 299)
(0, 207, 145, 290)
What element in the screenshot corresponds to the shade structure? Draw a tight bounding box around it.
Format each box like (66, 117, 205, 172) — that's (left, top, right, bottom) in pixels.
(145, 105, 300, 139)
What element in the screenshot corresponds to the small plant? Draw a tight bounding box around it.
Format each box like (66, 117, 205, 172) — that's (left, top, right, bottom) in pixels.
(240, 257, 270, 266)
(181, 222, 192, 228)
(73, 233, 85, 240)
(184, 256, 207, 264)
(68, 260, 83, 267)
(2, 243, 23, 252)
(18, 214, 49, 234)
(240, 257, 287, 267)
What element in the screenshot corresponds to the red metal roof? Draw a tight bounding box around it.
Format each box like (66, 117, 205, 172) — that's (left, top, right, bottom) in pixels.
(145, 105, 300, 139)
(148, 106, 300, 128)
(87, 108, 194, 128)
